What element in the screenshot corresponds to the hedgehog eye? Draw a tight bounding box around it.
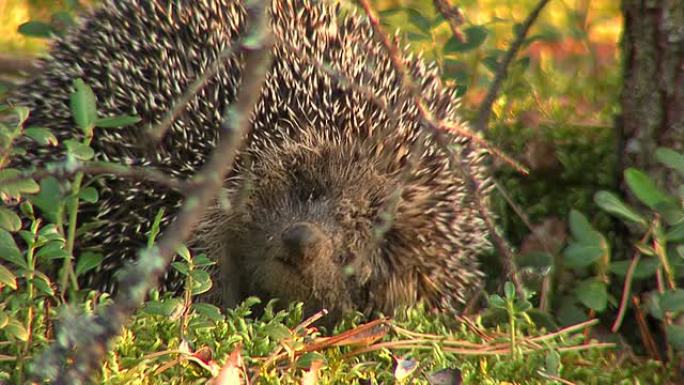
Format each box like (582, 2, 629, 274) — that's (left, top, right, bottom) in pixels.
(291, 169, 325, 201)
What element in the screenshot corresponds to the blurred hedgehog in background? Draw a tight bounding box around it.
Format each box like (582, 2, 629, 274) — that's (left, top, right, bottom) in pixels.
(7, 0, 492, 321)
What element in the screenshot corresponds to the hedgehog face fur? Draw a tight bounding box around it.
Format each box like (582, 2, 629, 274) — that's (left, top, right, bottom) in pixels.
(199, 131, 387, 318)
(198, 123, 488, 320)
(8, 0, 493, 322)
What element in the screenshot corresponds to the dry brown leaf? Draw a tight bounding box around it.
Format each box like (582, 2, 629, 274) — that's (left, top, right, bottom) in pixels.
(208, 347, 243, 385)
(301, 359, 324, 385)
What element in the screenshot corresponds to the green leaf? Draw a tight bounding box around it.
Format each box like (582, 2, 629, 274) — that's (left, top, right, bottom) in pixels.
(0, 229, 23, 268)
(64, 139, 95, 160)
(193, 253, 215, 267)
(444, 26, 488, 54)
(39, 224, 64, 242)
(0, 264, 17, 290)
(545, 350, 561, 376)
(0, 169, 39, 196)
(609, 258, 659, 280)
(23, 127, 58, 146)
(647, 292, 664, 320)
(18, 21, 54, 38)
(624, 168, 672, 210)
(656, 147, 684, 176)
(263, 323, 291, 341)
(96, 115, 141, 128)
(677, 245, 684, 259)
(32, 271, 54, 296)
(143, 298, 183, 317)
(487, 294, 505, 309)
(563, 242, 603, 268)
(516, 56, 531, 70)
(516, 300, 532, 313)
(35, 241, 69, 261)
(406, 9, 431, 33)
(482, 51, 503, 72)
(191, 303, 223, 322)
(568, 210, 602, 244)
(19, 201, 34, 219)
(176, 244, 192, 262)
(406, 31, 432, 42)
(667, 324, 684, 351)
(13, 106, 30, 125)
(667, 222, 684, 242)
(171, 262, 190, 276)
(575, 279, 608, 312)
(594, 191, 646, 225)
(296, 352, 327, 369)
(504, 281, 515, 300)
(0, 207, 21, 232)
(556, 297, 588, 326)
(653, 200, 684, 225)
(70, 78, 98, 136)
(79, 187, 99, 203)
(660, 289, 684, 314)
(4, 320, 29, 341)
(28, 177, 63, 223)
(0, 311, 8, 329)
(75, 251, 103, 276)
(378, 8, 403, 18)
(190, 269, 212, 295)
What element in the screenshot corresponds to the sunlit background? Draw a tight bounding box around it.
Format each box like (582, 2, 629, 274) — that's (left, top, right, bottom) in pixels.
(0, 0, 622, 122)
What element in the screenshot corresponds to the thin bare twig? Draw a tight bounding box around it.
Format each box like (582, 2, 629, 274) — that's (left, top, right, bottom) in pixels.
(611, 229, 652, 332)
(30, 1, 273, 383)
(474, 0, 552, 132)
(432, 0, 465, 43)
(3, 161, 190, 194)
(0, 53, 39, 75)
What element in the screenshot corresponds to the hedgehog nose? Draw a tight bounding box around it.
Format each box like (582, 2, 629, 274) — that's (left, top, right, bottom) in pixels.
(282, 222, 325, 262)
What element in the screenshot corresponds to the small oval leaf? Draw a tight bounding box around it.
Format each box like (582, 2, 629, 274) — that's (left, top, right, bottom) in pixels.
(655, 148, 684, 176)
(563, 242, 603, 268)
(0, 264, 17, 290)
(0, 169, 40, 196)
(0, 229, 24, 268)
(444, 26, 488, 53)
(64, 139, 95, 160)
(594, 191, 646, 225)
(0, 207, 22, 232)
(75, 251, 103, 276)
(23, 127, 58, 146)
(190, 269, 212, 295)
(624, 168, 672, 210)
(18, 21, 54, 38)
(79, 187, 99, 203)
(568, 210, 602, 244)
(70, 78, 98, 136)
(660, 289, 684, 314)
(4, 320, 29, 341)
(575, 279, 608, 312)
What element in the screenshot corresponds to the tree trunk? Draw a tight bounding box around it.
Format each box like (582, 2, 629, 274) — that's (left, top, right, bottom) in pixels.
(620, 1, 684, 189)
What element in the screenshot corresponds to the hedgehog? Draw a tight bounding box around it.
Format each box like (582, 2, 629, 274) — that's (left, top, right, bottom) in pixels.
(7, 0, 492, 321)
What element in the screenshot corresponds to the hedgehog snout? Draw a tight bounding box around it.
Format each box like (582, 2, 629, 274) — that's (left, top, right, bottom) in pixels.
(280, 222, 331, 266)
